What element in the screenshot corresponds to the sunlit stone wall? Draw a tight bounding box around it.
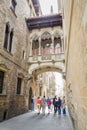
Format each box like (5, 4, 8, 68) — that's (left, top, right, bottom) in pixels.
(63, 0, 87, 130)
(0, 0, 35, 121)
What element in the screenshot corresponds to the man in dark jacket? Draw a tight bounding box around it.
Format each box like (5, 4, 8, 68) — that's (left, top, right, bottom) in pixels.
(53, 96, 57, 113)
(57, 97, 61, 115)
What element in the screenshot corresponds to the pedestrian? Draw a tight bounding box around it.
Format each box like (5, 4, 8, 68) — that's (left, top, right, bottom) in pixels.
(61, 96, 66, 115)
(57, 97, 61, 115)
(53, 96, 57, 113)
(50, 98, 53, 112)
(31, 96, 34, 111)
(41, 96, 46, 115)
(36, 96, 41, 114)
(46, 97, 51, 114)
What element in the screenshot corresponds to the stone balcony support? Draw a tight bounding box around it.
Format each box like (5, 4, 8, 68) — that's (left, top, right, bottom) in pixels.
(39, 37, 41, 55)
(52, 36, 55, 54)
(61, 38, 64, 53)
(30, 40, 32, 56)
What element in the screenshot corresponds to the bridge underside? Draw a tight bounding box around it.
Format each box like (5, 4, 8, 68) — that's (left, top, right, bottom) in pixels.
(32, 66, 62, 75)
(28, 61, 65, 78)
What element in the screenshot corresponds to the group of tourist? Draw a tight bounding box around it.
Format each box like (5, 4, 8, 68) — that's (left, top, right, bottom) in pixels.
(31, 95, 66, 115)
(53, 96, 66, 115)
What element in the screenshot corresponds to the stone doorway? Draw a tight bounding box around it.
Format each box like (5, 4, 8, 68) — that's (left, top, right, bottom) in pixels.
(28, 87, 33, 110)
(3, 109, 8, 121)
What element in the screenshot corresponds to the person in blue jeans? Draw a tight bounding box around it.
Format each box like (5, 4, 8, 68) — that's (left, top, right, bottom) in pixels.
(46, 97, 51, 114)
(61, 96, 66, 115)
(31, 96, 34, 111)
(57, 97, 61, 115)
(53, 96, 57, 113)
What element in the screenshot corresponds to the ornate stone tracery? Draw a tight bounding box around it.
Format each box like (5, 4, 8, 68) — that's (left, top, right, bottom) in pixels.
(54, 30, 63, 37)
(30, 29, 64, 56)
(32, 34, 39, 41)
(41, 32, 51, 40)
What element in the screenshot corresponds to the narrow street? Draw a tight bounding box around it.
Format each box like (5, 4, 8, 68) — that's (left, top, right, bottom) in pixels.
(0, 110, 74, 130)
(0, 0, 87, 129)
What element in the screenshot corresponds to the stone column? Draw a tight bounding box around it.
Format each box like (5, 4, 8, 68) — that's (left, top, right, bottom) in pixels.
(52, 36, 54, 54)
(61, 38, 64, 53)
(30, 40, 32, 56)
(39, 37, 41, 55)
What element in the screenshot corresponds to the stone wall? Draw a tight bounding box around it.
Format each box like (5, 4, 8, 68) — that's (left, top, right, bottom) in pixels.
(0, 0, 34, 121)
(64, 0, 87, 129)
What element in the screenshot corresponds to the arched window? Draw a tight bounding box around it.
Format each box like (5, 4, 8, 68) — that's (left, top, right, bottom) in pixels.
(41, 32, 52, 55)
(54, 37, 62, 54)
(16, 77, 22, 94)
(32, 35, 39, 56)
(9, 28, 14, 52)
(54, 31, 63, 54)
(4, 22, 10, 49)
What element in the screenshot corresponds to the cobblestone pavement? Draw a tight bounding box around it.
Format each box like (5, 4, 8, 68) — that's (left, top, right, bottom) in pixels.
(0, 110, 74, 130)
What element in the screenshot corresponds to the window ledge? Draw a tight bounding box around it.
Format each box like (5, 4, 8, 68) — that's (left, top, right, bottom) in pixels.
(10, 6, 17, 18)
(16, 94, 24, 96)
(3, 48, 13, 56)
(0, 94, 7, 96)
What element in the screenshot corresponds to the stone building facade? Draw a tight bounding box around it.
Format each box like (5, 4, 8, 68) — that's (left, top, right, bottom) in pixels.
(0, 0, 64, 122)
(46, 72, 56, 98)
(0, 0, 41, 121)
(63, 0, 87, 130)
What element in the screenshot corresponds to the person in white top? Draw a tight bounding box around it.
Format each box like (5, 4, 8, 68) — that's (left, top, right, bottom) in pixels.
(61, 96, 66, 115)
(41, 96, 46, 115)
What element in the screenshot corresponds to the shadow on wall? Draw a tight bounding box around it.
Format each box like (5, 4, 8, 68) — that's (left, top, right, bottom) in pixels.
(28, 87, 33, 110)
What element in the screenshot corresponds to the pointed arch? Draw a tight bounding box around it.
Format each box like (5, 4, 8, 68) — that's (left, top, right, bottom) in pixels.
(53, 31, 63, 54)
(32, 34, 39, 56)
(41, 32, 52, 55)
(4, 22, 10, 49)
(41, 32, 51, 40)
(53, 30, 63, 38)
(32, 34, 39, 41)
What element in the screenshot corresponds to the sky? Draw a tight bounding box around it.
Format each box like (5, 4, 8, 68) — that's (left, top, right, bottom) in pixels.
(39, 0, 58, 15)
(54, 72, 63, 87)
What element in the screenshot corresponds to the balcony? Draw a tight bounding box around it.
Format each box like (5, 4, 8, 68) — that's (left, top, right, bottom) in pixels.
(28, 53, 65, 64)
